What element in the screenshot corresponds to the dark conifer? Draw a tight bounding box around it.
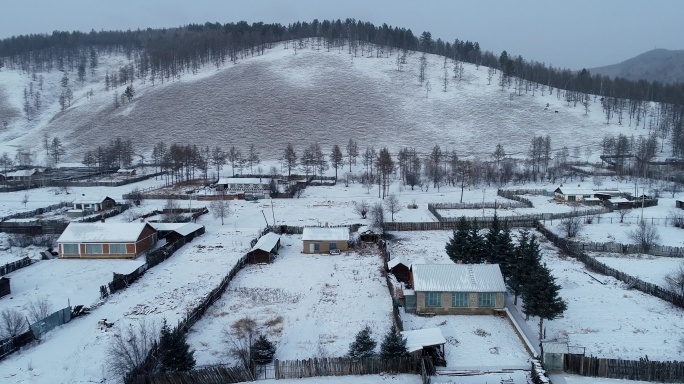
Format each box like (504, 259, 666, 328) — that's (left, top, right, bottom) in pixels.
(158, 319, 196, 373)
(380, 325, 408, 358)
(348, 325, 376, 360)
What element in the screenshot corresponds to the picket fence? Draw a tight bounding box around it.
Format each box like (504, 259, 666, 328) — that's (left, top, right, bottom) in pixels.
(564, 354, 684, 383)
(274, 356, 432, 379)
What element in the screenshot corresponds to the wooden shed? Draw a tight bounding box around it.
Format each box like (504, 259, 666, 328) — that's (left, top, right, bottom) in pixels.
(149, 222, 205, 243)
(677, 200, 684, 209)
(387, 256, 411, 284)
(401, 328, 447, 366)
(247, 232, 281, 264)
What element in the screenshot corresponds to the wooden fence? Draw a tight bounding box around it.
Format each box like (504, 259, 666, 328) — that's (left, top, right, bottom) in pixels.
(568, 241, 684, 258)
(126, 365, 254, 384)
(274, 356, 429, 379)
(0, 257, 32, 277)
(537, 223, 684, 309)
(429, 201, 530, 210)
(564, 354, 684, 382)
(125, 229, 268, 384)
(274, 223, 363, 235)
(0, 202, 71, 221)
(57, 171, 165, 187)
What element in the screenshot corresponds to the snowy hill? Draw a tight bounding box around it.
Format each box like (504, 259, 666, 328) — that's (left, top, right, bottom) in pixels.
(0, 43, 645, 164)
(589, 48, 684, 85)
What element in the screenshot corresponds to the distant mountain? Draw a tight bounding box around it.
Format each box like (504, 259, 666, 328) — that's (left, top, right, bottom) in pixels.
(589, 49, 684, 84)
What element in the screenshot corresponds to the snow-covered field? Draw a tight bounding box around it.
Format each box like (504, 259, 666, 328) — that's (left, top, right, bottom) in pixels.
(593, 253, 682, 288)
(186, 235, 393, 365)
(529, 233, 684, 361)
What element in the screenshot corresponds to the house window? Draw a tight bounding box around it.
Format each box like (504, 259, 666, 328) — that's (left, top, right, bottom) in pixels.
(109, 244, 127, 254)
(478, 292, 496, 307)
(62, 244, 79, 255)
(329, 242, 337, 250)
(452, 292, 469, 307)
(314, 243, 320, 251)
(568, 195, 576, 201)
(425, 292, 441, 307)
(85, 244, 103, 254)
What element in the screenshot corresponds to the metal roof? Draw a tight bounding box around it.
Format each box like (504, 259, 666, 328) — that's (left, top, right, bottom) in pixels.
(387, 256, 409, 269)
(250, 232, 281, 253)
(400, 328, 446, 352)
(72, 195, 113, 204)
(412, 263, 506, 292)
(302, 227, 349, 241)
(57, 222, 152, 243)
(148, 222, 204, 236)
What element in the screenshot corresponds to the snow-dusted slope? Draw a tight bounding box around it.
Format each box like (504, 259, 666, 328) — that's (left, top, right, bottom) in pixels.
(0, 43, 644, 163)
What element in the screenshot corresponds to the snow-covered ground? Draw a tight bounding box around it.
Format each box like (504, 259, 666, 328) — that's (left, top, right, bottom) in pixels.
(186, 235, 393, 365)
(593, 253, 682, 288)
(402, 312, 531, 370)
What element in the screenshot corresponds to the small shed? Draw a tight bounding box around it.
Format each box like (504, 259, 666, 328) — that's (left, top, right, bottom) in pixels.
(553, 187, 594, 202)
(542, 341, 569, 372)
(387, 256, 411, 283)
(607, 197, 632, 210)
(248, 232, 281, 264)
(302, 227, 349, 254)
(677, 200, 684, 210)
(358, 225, 381, 243)
(401, 328, 447, 366)
(149, 222, 205, 243)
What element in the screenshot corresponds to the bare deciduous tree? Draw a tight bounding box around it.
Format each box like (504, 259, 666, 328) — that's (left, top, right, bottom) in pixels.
(210, 198, 231, 225)
(560, 212, 583, 238)
(665, 262, 684, 296)
(225, 317, 257, 371)
(384, 194, 402, 222)
(629, 220, 661, 253)
(1, 309, 28, 339)
(24, 297, 53, 323)
(617, 207, 632, 223)
(369, 202, 386, 236)
(163, 199, 182, 222)
(107, 320, 159, 378)
(354, 200, 369, 219)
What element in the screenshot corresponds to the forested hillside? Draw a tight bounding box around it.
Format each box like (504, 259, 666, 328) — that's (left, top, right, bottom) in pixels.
(0, 19, 682, 167)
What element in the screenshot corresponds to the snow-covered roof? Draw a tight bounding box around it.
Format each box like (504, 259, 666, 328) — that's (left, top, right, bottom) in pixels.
(412, 264, 506, 292)
(7, 169, 38, 177)
(387, 256, 409, 269)
(250, 232, 281, 253)
(594, 190, 622, 195)
(410, 257, 434, 268)
(542, 341, 569, 355)
(400, 328, 446, 353)
(117, 168, 135, 173)
(57, 222, 152, 243)
(217, 177, 271, 185)
(608, 198, 630, 204)
(554, 187, 594, 196)
(72, 195, 113, 204)
(148, 222, 204, 236)
(302, 227, 349, 241)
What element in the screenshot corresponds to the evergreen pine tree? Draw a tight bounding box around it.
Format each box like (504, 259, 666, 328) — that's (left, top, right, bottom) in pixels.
(158, 319, 196, 373)
(465, 219, 486, 264)
(348, 325, 376, 360)
(518, 232, 544, 308)
(497, 223, 516, 278)
(379, 325, 408, 358)
(445, 216, 470, 263)
(251, 334, 277, 363)
(508, 230, 529, 305)
(522, 262, 567, 341)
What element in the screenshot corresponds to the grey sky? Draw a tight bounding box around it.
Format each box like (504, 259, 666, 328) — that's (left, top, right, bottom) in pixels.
(1, 0, 682, 69)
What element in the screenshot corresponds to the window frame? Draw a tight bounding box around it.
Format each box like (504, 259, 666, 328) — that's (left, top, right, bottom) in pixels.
(109, 243, 127, 254)
(314, 243, 320, 251)
(62, 243, 79, 255)
(425, 291, 442, 307)
(478, 292, 496, 308)
(85, 243, 103, 254)
(451, 292, 469, 307)
(329, 242, 337, 250)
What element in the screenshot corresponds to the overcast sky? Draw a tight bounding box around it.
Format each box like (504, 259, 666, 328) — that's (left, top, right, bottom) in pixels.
(1, 0, 682, 69)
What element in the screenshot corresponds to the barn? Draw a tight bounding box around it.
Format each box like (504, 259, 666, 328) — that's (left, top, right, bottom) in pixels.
(247, 232, 281, 264)
(302, 227, 349, 254)
(68, 195, 116, 218)
(411, 263, 506, 315)
(150, 222, 205, 244)
(57, 222, 157, 259)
